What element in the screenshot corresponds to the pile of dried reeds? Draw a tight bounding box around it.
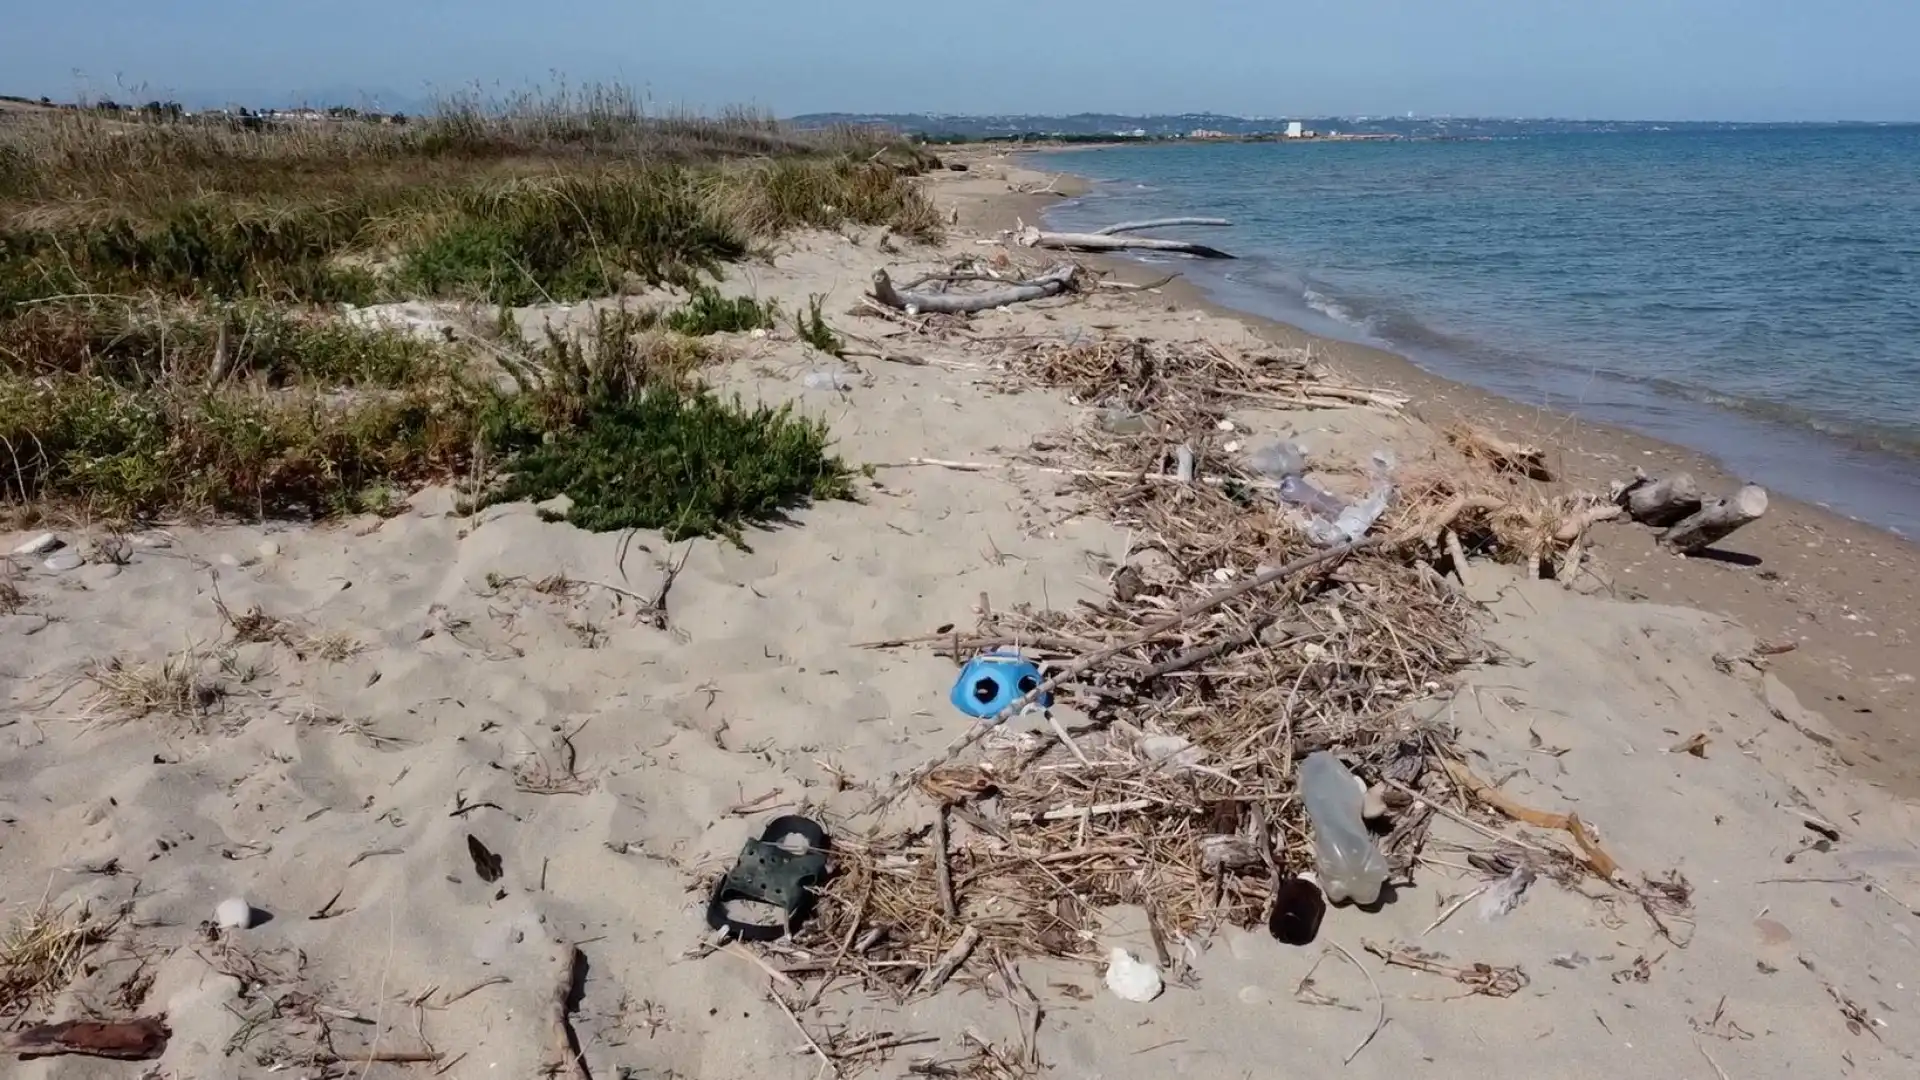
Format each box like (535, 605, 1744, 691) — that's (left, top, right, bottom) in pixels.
(766, 330, 1670, 1006)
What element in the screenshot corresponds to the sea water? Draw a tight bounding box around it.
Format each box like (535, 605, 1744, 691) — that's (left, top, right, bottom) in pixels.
(1043, 128, 1920, 537)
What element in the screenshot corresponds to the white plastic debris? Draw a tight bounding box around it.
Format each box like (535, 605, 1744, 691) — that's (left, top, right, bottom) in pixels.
(1104, 947, 1163, 1003)
(1477, 866, 1537, 922)
(801, 371, 853, 391)
(1138, 733, 1206, 772)
(11, 532, 61, 557)
(215, 897, 256, 930)
(1246, 440, 1306, 480)
(43, 552, 84, 572)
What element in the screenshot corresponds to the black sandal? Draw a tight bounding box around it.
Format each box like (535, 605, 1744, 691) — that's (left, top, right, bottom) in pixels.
(706, 816, 831, 942)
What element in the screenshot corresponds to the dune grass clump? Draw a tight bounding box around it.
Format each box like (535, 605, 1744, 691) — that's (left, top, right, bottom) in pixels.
(663, 285, 777, 336)
(394, 169, 748, 304)
(794, 293, 843, 355)
(0, 300, 451, 386)
(82, 649, 228, 727)
(0, 366, 478, 520)
(0, 902, 113, 1017)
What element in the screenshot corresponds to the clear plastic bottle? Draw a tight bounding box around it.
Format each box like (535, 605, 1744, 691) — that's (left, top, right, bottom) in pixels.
(1246, 440, 1306, 480)
(1278, 474, 1348, 519)
(1299, 751, 1389, 905)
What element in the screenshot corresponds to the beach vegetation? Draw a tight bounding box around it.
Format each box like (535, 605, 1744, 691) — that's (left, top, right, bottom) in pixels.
(662, 285, 778, 336)
(0, 87, 875, 539)
(794, 293, 843, 355)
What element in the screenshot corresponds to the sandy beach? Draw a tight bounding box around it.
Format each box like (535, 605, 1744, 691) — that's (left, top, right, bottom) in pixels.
(4, 150, 1919, 1080)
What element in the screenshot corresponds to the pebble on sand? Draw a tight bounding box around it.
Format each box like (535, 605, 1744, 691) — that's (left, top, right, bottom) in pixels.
(43, 552, 84, 572)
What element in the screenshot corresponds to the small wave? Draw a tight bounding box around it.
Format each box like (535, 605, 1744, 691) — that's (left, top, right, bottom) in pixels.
(1302, 287, 1364, 329)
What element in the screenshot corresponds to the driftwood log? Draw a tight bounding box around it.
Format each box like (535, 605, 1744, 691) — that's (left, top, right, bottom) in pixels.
(1015, 219, 1235, 259)
(1620, 471, 1703, 526)
(3, 1017, 169, 1060)
(1660, 484, 1769, 553)
(869, 263, 1079, 314)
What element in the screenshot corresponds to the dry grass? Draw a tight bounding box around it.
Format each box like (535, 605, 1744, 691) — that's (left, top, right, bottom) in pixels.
(0, 901, 114, 1018)
(299, 630, 365, 662)
(0, 567, 23, 614)
(82, 647, 227, 727)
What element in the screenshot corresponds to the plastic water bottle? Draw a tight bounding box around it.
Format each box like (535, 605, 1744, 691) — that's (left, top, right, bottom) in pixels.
(1299, 751, 1389, 905)
(1278, 474, 1347, 519)
(1247, 440, 1306, 480)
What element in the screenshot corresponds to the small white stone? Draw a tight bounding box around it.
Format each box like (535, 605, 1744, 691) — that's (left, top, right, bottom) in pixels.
(43, 552, 83, 572)
(1362, 782, 1390, 821)
(1104, 947, 1163, 1003)
(11, 532, 61, 556)
(258, 541, 281, 559)
(215, 897, 256, 930)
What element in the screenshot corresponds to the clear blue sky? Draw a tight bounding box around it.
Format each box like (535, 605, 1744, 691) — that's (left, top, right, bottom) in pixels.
(5, 0, 1916, 121)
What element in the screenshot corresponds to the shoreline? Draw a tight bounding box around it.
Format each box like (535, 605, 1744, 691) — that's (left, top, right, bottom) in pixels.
(952, 150, 1920, 799)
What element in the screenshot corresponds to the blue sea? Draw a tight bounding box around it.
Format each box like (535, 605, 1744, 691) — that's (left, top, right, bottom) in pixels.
(1041, 128, 1920, 538)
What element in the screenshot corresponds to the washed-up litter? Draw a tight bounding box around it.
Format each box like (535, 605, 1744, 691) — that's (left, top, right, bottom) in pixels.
(802, 370, 854, 391)
(9, 532, 61, 557)
(1301, 751, 1389, 905)
(1103, 947, 1163, 1002)
(1253, 442, 1398, 546)
(1477, 866, 1536, 922)
(1269, 874, 1328, 946)
(950, 649, 1050, 721)
(707, 816, 831, 941)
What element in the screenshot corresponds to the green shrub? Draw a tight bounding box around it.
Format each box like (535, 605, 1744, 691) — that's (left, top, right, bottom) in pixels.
(480, 381, 852, 545)
(665, 286, 775, 335)
(794, 294, 842, 355)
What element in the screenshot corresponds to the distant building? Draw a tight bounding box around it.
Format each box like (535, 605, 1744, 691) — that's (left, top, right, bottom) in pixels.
(1285, 121, 1304, 138)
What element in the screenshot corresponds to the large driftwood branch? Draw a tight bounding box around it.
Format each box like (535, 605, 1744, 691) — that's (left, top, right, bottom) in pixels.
(869, 264, 1079, 315)
(1620, 471, 1703, 526)
(1660, 484, 1768, 553)
(1015, 225, 1234, 260)
(1094, 217, 1231, 235)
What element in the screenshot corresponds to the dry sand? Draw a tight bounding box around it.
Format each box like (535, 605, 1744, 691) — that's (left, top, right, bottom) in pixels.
(3, 158, 1917, 1079)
